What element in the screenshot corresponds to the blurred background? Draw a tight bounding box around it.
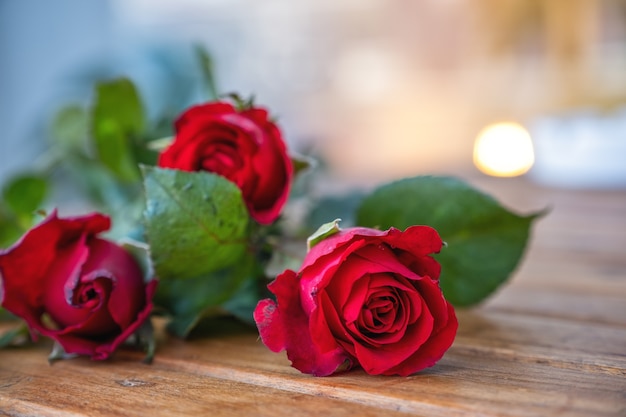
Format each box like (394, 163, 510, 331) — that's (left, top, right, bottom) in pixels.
(1, 0, 626, 188)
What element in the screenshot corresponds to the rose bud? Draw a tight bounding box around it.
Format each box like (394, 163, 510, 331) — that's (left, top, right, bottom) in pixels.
(254, 225, 458, 376)
(158, 101, 293, 225)
(0, 211, 157, 360)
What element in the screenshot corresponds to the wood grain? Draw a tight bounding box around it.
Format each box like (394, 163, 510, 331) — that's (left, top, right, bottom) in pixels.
(1, 177, 625, 416)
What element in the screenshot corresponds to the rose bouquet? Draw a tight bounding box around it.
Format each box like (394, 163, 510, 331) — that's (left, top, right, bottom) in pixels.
(0, 47, 541, 375)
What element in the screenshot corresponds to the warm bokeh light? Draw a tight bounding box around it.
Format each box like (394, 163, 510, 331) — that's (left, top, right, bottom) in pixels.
(473, 122, 535, 177)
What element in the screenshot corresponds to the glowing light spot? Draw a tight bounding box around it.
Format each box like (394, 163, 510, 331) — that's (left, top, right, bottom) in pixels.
(473, 122, 535, 177)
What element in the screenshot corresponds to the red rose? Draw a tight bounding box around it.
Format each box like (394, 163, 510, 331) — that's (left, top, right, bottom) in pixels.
(0, 211, 157, 360)
(254, 226, 457, 376)
(158, 101, 293, 225)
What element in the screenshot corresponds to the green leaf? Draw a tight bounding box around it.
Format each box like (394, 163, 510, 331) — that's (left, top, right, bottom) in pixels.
(0, 322, 28, 348)
(51, 104, 89, 150)
(0, 213, 23, 249)
(63, 153, 134, 209)
(0, 308, 13, 321)
(93, 78, 144, 136)
(2, 174, 48, 216)
(133, 318, 156, 364)
(307, 218, 341, 251)
(119, 238, 155, 284)
(195, 44, 219, 100)
(156, 256, 259, 338)
(356, 176, 543, 307)
(142, 166, 250, 281)
(221, 274, 268, 326)
(305, 191, 365, 232)
(91, 78, 145, 182)
(95, 122, 141, 182)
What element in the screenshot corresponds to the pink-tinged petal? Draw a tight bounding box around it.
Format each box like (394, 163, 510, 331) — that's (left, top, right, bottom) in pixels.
(299, 239, 366, 314)
(302, 229, 376, 270)
(255, 270, 306, 354)
(254, 299, 286, 353)
(254, 270, 347, 376)
(302, 225, 439, 272)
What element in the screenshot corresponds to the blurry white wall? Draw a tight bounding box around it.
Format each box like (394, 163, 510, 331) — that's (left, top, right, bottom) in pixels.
(0, 0, 113, 182)
(1, 0, 625, 186)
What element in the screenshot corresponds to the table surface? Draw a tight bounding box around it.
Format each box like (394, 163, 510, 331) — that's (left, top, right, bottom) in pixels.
(1, 177, 625, 417)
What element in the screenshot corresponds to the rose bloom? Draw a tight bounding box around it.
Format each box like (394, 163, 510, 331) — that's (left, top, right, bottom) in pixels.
(254, 226, 457, 376)
(0, 211, 157, 360)
(158, 101, 293, 225)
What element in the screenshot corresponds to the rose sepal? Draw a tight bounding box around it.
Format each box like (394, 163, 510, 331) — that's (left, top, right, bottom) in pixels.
(48, 342, 79, 364)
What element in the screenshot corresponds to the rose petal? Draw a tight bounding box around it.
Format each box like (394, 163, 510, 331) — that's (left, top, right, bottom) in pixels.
(50, 279, 157, 361)
(299, 239, 367, 315)
(384, 225, 443, 258)
(239, 108, 270, 127)
(314, 291, 353, 349)
(354, 244, 424, 281)
(326, 247, 421, 317)
(336, 273, 370, 324)
(176, 125, 233, 171)
(254, 270, 347, 376)
(346, 278, 419, 347)
(222, 113, 291, 225)
(49, 276, 117, 338)
(353, 296, 434, 375)
(174, 102, 236, 131)
(42, 232, 91, 328)
(415, 276, 450, 329)
(82, 239, 145, 330)
(383, 302, 458, 376)
(0, 211, 110, 337)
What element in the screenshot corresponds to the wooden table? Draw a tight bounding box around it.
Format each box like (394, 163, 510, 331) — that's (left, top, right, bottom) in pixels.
(1, 177, 625, 416)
